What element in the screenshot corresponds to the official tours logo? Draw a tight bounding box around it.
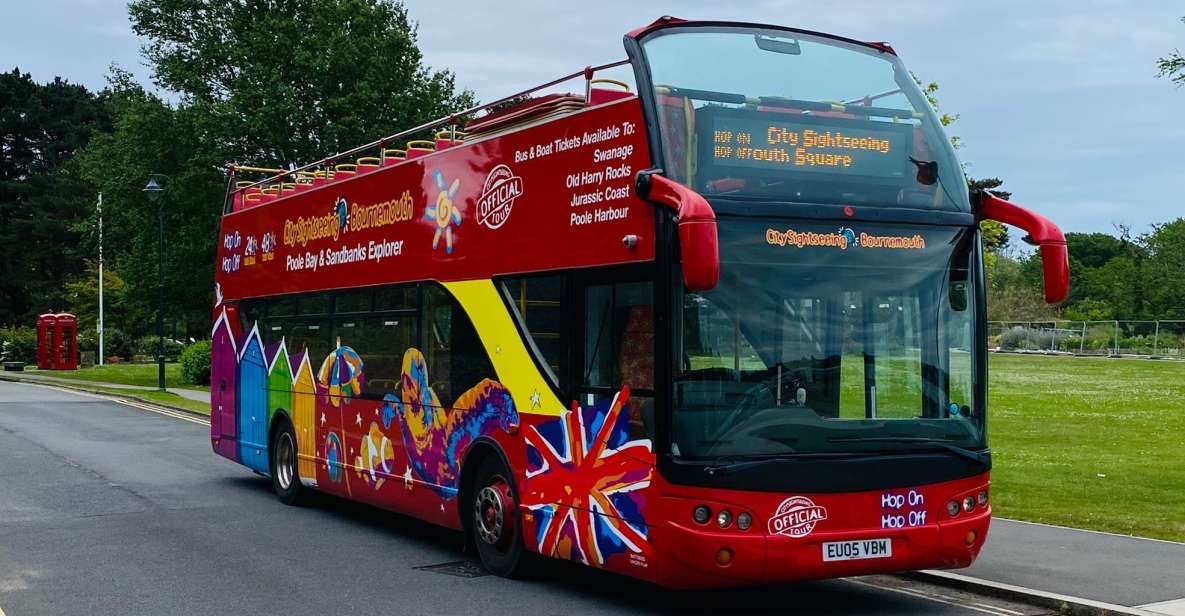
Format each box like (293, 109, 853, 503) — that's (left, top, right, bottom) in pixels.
(768, 496, 828, 538)
(477, 164, 523, 230)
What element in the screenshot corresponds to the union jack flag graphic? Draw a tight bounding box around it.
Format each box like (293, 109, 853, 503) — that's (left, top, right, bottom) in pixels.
(523, 387, 654, 567)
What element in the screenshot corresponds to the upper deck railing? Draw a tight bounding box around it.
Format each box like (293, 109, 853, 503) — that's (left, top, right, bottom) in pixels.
(225, 59, 633, 213)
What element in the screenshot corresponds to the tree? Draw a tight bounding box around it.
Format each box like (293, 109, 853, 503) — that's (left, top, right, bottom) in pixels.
(1142, 218, 1185, 318)
(77, 72, 226, 339)
(128, 0, 475, 168)
(1157, 17, 1184, 87)
(0, 68, 111, 325)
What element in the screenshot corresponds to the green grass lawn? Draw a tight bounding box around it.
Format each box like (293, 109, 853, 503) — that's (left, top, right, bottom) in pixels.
(34, 363, 208, 392)
(988, 353, 1185, 541)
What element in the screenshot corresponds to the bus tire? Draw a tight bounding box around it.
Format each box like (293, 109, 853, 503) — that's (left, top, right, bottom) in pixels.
(269, 418, 305, 506)
(469, 455, 525, 577)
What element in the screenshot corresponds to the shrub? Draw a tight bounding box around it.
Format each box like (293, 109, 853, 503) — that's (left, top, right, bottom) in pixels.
(999, 326, 1047, 350)
(133, 336, 185, 362)
(180, 340, 211, 385)
(105, 327, 133, 360)
(0, 327, 38, 364)
(78, 328, 99, 354)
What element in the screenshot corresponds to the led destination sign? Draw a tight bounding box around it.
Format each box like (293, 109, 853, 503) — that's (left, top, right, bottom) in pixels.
(709, 114, 909, 180)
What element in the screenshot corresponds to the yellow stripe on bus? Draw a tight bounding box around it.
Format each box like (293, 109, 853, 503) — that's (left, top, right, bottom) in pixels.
(444, 279, 564, 417)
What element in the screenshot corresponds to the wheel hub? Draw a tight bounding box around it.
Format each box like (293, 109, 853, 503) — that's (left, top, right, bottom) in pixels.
(276, 432, 295, 490)
(473, 476, 515, 549)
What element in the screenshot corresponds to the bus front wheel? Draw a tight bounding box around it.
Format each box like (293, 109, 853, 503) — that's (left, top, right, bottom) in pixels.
(470, 456, 525, 577)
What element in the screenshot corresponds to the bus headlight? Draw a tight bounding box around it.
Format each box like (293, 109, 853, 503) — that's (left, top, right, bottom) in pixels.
(693, 505, 711, 525)
(737, 512, 752, 531)
(962, 496, 976, 513)
(716, 509, 732, 528)
(946, 500, 960, 517)
(977, 490, 989, 507)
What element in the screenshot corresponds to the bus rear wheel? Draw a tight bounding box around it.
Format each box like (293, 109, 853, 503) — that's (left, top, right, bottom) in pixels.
(470, 456, 525, 577)
(270, 420, 305, 506)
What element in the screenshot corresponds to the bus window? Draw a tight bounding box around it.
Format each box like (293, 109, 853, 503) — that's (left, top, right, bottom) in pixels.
(270, 296, 297, 317)
(581, 280, 655, 440)
(286, 320, 331, 365)
(240, 299, 265, 332)
(376, 285, 417, 311)
(501, 275, 566, 387)
(300, 293, 331, 315)
(342, 315, 416, 398)
(423, 285, 495, 405)
(335, 288, 373, 314)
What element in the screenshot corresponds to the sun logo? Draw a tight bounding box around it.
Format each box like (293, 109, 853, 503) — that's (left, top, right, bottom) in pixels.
(425, 169, 461, 254)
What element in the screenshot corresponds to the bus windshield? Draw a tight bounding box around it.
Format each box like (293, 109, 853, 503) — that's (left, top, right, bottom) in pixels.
(640, 26, 969, 211)
(673, 217, 981, 459)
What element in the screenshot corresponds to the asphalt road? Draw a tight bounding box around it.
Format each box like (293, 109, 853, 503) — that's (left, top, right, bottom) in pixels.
(0, 381, 1044, 616)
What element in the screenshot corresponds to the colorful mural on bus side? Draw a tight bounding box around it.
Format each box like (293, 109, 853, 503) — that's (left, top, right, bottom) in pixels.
(209, 309, 655, 578)
(211, 98, 659, 580)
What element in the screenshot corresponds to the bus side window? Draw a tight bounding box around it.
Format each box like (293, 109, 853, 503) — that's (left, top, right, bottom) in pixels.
(286, 319, 331, 368)
(423, 285, 495, 405)
(347, 315, 416, 399)
(582, 280, 654, 440)
(500, 275, 566, 389)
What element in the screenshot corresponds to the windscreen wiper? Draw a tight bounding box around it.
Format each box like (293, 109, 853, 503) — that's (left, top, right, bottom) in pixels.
(825, 436, 989, 465)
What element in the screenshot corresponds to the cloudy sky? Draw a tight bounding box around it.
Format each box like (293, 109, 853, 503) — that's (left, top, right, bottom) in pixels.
(3, 0, 1182, 235)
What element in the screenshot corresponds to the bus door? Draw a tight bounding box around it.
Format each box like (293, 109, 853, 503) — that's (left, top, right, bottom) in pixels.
(566, 269, 656, 562)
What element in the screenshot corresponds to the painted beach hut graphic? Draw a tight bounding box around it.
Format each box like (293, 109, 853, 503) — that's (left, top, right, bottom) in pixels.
(291, 350, 317, 486)
(237, 324, 269, 473)
(210, 310, 238, 462)
(265, 339, 292, 428)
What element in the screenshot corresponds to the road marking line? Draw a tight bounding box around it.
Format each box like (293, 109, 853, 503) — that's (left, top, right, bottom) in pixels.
(914, 570, 1157, 616)
(1138, 597, 1185, 616)
(996, 517, 1185, 547)
(972, 601, 1024, 615)
(848, 578, 1018, 615)
(116, 399, 210, 426)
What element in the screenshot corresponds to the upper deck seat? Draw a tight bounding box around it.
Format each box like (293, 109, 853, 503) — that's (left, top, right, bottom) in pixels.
(434, 130, 464, 151)
(356, 157, 381, 174)
(405, 140, 435, 159)
(382, 149, 406, 166)
(587, 79, 633, 106)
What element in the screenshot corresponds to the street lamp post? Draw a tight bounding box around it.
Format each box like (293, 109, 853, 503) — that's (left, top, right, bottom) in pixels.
(143, 175, 170, 392)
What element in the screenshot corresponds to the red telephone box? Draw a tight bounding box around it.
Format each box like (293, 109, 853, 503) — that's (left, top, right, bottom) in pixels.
(36, 313, 78, 370)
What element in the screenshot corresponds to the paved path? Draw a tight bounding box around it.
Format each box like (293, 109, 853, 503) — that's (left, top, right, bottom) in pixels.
(0, 381, 1038, 616)
(963, 517, 1185, 612)
(0, 370, 208, 402)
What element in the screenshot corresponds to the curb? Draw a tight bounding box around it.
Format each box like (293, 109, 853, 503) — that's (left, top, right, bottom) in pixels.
(905, 570, 1158, 616)
(0, 373, 211, 421)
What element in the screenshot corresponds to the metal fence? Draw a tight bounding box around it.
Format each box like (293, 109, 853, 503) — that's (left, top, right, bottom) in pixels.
(987, 320, 1185, 359)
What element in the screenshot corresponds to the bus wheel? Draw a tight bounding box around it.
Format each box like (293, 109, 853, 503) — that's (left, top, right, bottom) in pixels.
(270, 420, 304, 506)
(470, 456, 525, 577)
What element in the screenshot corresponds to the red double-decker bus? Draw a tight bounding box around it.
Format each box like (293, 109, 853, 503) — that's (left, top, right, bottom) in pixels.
(210, 17, 1069, 588)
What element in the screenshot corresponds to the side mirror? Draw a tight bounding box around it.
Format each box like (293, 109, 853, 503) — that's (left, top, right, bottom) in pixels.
(973, 191, 1070, 304)
(636, 170, 720, 291)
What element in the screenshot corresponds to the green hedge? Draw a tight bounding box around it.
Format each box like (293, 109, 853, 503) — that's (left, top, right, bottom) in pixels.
(0, 327, 37, 364)
(180, 340, 211, 385)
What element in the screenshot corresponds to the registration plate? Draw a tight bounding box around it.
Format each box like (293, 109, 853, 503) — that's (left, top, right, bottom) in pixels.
(822, 538, 892, 562)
